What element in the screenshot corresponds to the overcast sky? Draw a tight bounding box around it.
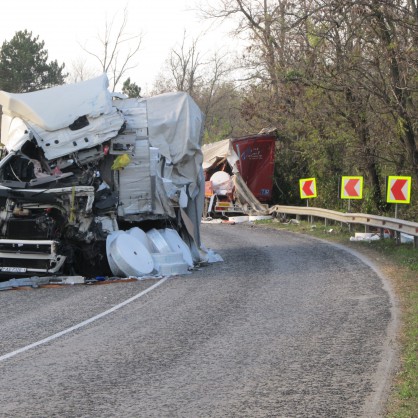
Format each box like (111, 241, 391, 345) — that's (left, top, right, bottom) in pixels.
(0, 0, 238, 93)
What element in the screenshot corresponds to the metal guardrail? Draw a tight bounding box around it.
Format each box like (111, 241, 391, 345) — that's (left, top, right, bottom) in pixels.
(269, 205, 418, 248)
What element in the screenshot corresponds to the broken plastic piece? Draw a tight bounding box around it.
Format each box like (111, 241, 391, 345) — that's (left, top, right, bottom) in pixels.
(111, 153, 131, 170)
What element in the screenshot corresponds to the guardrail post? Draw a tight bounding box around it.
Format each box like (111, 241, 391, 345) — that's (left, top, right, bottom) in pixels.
(414, 236, 418, 249)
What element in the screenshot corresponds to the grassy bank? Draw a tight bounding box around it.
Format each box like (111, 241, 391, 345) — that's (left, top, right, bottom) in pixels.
(252, 218, 418, 418)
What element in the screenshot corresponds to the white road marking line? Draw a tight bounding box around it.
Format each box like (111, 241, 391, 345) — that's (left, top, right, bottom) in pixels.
(0, 277, 169, 362)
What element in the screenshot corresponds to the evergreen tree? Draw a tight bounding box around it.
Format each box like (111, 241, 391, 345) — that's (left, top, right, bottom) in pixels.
(122, 77, 141, 98)
(0, 30, 66, 92)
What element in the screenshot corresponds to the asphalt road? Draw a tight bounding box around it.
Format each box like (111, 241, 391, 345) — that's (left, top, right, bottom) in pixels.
(0, 223, 398, 418)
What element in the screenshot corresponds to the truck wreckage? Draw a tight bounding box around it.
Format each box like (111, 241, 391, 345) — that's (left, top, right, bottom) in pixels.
(0, 74, 209, 282)
(202, 133, 276, 218)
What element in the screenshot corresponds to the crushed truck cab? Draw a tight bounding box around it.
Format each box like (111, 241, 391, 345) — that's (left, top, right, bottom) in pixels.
(0, 74, 206, 279)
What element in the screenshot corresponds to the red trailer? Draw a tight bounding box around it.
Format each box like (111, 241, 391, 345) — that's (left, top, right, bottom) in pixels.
(231, 134, 276, 202)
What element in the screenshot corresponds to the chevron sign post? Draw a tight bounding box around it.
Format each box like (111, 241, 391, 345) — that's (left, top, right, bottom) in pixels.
(386, 176, 412, 204)
(341, 176, 363, 200)
(299, 178, 317, 199)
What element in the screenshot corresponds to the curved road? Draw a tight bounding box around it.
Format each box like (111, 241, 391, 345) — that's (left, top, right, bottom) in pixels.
(0, 223, 397, 417)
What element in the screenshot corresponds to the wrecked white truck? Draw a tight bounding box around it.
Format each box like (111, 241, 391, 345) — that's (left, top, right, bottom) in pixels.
(0, 74, 205, 280)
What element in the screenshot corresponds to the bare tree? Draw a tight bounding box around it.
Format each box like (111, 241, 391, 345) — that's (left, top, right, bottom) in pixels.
(81, 6, 142, 91)
(202, 0, 313, 103)
(152, 31, 243, 141)
(66, 58, 98, 84)
(169, 31, 204, 95)
(198, 50, 232, 114)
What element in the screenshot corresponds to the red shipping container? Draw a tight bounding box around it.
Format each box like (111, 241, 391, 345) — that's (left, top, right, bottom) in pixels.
(231, 134, 276, 202)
